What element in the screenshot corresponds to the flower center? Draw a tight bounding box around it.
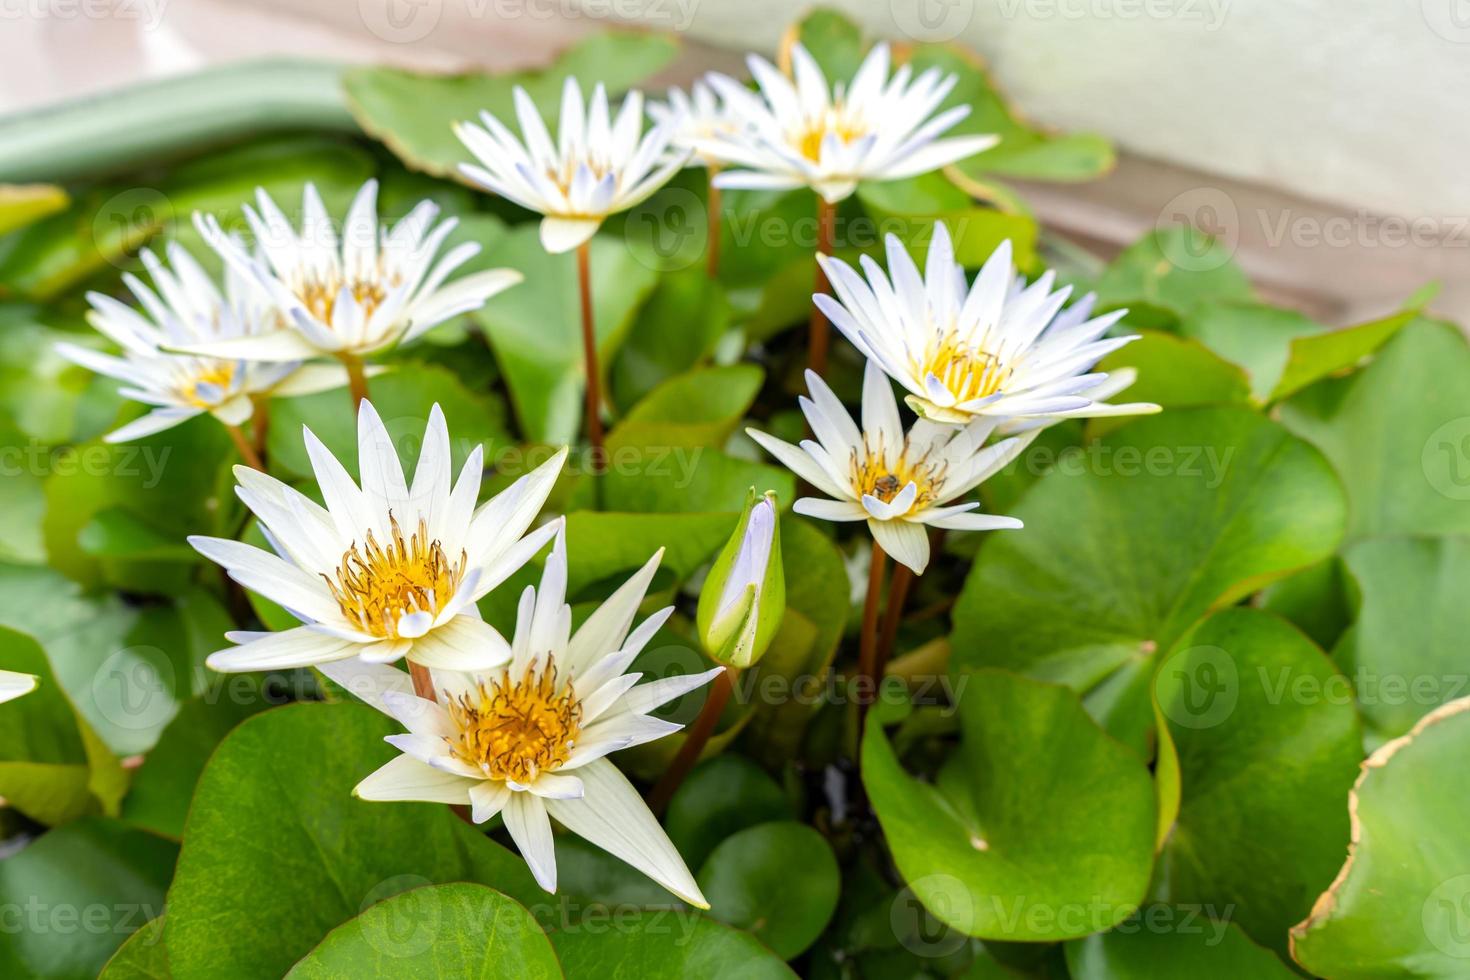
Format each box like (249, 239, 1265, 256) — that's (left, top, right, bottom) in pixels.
(180, 361, 237, 408)
(296, 275, 390, 327)
(851, 442, 945, 512)
(793, 110, 868, 162)
(447, 657, 582, 784)
(546, 157, 615, 204)
(323, 515, 466, 639)
(918, 333, 1013, 404)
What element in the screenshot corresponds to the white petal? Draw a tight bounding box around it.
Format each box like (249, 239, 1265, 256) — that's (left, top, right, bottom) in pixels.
(0, 671, 38, 704)
(869, 518, 930, 575)
(316, 658, 413, 714)
(469, 781, 512, 824)
(503, 792, 558, 892)
(526, 771, 585, 799)
(408, 615, 512, 672)
(540, 216, 602, 254)
(354, 755, 476, 805)
(206, 625, 359, 672)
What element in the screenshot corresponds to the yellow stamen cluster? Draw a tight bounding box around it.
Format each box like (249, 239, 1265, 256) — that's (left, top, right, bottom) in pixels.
(324, 515, 466, 639)
(850, 438, 946, 512)
(295, 275, 390, 326)
(916, 332, 1014, 405)
(793, 112, 868, 162)
(447, 658, 582, 784)
(180, 361, 237, 408)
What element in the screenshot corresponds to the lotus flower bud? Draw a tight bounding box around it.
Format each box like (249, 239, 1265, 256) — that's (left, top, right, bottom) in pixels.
(697, 489, 785, 669)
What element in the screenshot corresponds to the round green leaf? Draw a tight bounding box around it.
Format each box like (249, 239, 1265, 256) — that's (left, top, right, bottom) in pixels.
(1066, 910, 1296, 979)
(286, 883, 559, 979)
(1094, 227, 1253, 321)
(666, 755, 791, 872)
(863, 670, 1156, 941)
(1291, 697, 1470, 978)
(551, 912, 794, 979)
(952, 406, 1346, 751)
(163, 702, 540, 980)
(0, 818, 176, 979)
(1176, 301, 1324, 402)
(1281, 319, 1470, 541)
(1337, 535, 1470, 747)
(698, 821, 840, 959)
(1154, 609, 1362, 956)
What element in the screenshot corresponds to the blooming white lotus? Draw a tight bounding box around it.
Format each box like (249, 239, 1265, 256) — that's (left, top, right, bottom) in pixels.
(455, 78, 689, 254)
(817, 225, 1161, 426)
(344, 523, 721, 905)
(698, 42, 998, 203)
(176, 180, 521, 362)
(747, 364, 1029, 574)
(190, 400, 565, 673)
(648, 79, 744, 168)
(55, 242, 351, 443)
(0, 671, 37, 704)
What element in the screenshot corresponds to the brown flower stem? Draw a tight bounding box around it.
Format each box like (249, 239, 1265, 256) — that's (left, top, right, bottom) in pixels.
(648, 667, 736, 815)
(875, 561, 915, 679)
(856, 542, 888, 723)
(705, 168, 723, 279)
(342, 354, 369, 410)
(249, 397, 270, 467)
(809, 196, 837, 376)
(409, 662, 435, 701)
(224, 423, 264, 471)
(576, 241, 605, 473)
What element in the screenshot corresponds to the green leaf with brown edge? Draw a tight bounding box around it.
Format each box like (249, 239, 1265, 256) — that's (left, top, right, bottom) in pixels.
(551, 910, 796, 979)
(1335, 534, 1470, 749)
(1280, 319, 1470, 541)
(344, 30, 678, 182)
(0, 818, 176, 979)
(162, 702, 541, 980)
(1153, 608, 1363, 958)
(285, 883, 561, 979)
(1290, 697, 1470, 978)
(1066, 910, 1297, 979)
(863, 670, 1157, 941)
(473, 226, 660, 443)
(698, 821, 840, 959)
(951, 407, 1346, 754)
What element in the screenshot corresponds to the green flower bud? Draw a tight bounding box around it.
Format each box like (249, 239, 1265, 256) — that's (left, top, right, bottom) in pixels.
(697, 488, 785, 669)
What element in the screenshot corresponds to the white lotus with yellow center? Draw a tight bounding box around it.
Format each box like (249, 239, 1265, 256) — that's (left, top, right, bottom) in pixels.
(454, 78, 688, 253)
(190, 401, 565, 673)
(55, 241, 351, 442)
(176, 180, 521, 362)
(697, 42, 998, 203)
(817, 225, 1161, 427)
(343, 524, 721, 906)
(747, 363, 1030, 574)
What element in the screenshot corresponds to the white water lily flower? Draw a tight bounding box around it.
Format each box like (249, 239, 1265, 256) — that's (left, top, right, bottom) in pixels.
(190, 400, 566, 673)
(747, 363, 1029, 574)
(817, 225, 1161, 426)
(455, 78, 689, 254)
(698, 42, 998, 204)
(647, 79, 745, 168)
(176, 180, 521, 362)
(344, 523, 722, 906)
(0, 671, 37, 704)
(55, 241, 352, 443)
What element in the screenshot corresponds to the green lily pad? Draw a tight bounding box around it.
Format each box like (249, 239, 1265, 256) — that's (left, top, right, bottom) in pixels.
(951, 407, 1345, 751)
(163, 702, 541, 980)
(1291, 697, 1470, 978)
(473, 226, 660, 443)
(0, 818, 176, 979)
(699, 821, 840, 958)
(1066, 910, 1296, 978)
(1095, 227, 1253, 323)
(610, 268, 732, 411)
(863, 670, 1156, 941)
(286, 883, 559, 979)
(666, 755, 792, 872)
(1268, 307, 1416, 402)
(345, 30, 678, 182)
(1091, 330, 1250, 437)
(1336, 535, 1470, 747)
(1176, 301, 1324, 402)
(1153, 609, 1363, 956)
(1280, 319, 1470, 541)
(551, 911, 795, 979)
